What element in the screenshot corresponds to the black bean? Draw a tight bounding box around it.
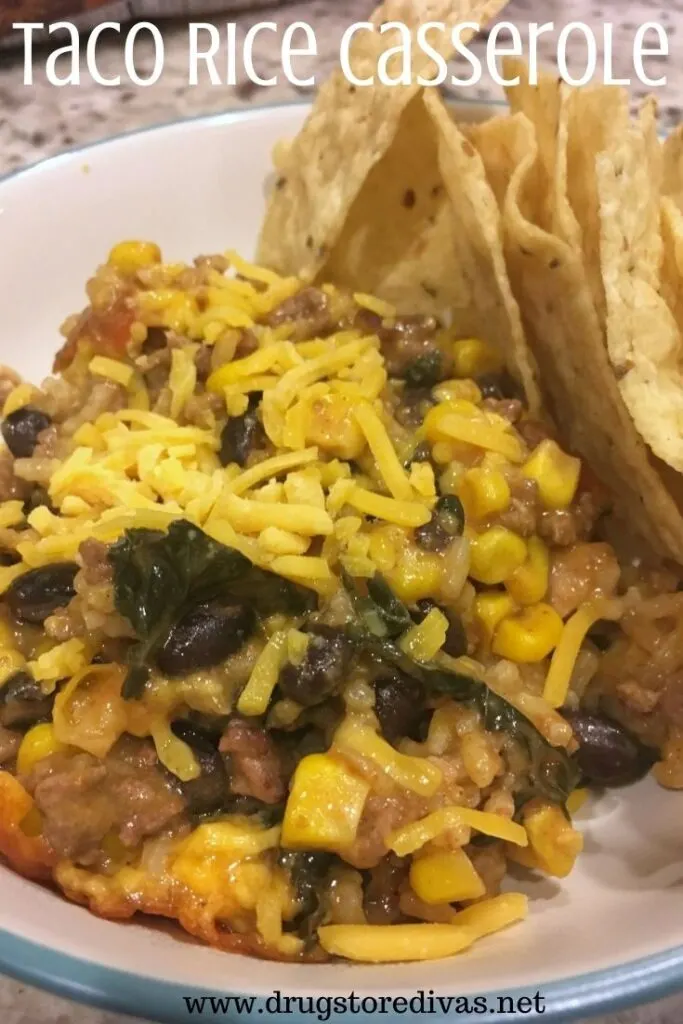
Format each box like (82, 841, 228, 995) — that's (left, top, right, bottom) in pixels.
(142, 326, 168, 353)
(219, 397, 264, 468)
(278, 850, 333, 919)
(1, 406, 51, 459)
(6, 562, 78, 624)
(475, 370, 522, 400)
(415, 495, 465, 553)
(416, 599, 468, 658)
(564, 711, 656, 788)
(157, 603, 255, 677)
(172, 720, 229, 816)
(0, 551, 19, 567)
(22, 485, 54, 516)
(404, 351, 443, 389)
(374, 672, 425, 743)
(0, 670, 54, 729)
(278, 626, 349, 707)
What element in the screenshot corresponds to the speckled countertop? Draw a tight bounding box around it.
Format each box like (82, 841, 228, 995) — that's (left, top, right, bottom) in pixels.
(1, 0, 683, 1022)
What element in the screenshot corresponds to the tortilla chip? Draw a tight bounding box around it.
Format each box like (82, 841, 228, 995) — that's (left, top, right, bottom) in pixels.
(318, 91, 458, 314)
(423, 91, 541, 410)
(503, 58, 563, 233)
(661, 197, 683, 334)
(476, 113, 683, 563)
(504, 59, 630, 323)
(598, 101, 683, 473)
(257, 0, 511, 279)
(663, 124, 683, 211)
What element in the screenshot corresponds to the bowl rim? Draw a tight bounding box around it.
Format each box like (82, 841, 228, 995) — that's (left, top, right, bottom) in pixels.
(0, 100, 682, 1024)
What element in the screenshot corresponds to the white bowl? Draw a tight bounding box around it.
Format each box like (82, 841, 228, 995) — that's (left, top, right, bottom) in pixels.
(0, 104, 682, 1024)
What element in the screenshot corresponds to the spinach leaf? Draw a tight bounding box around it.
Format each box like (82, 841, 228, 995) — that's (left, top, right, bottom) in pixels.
(343, 572, 579, 807)
(109, 519, 315, 698)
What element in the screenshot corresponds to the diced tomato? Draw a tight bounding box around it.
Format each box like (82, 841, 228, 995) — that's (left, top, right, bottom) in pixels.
(53, 297, 134, 372)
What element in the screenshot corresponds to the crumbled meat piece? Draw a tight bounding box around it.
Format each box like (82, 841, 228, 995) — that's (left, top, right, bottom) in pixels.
(549, 542, 621, 618)
(369, 314, 452, 381)
(616, 680, 661, 715)
(0, 366, 22, 409)
(194, 344, 213, 381)
(394, 387, 434, 428)
(219, 718, 285, 805)
(539, 509, 579, 547)
(496, 477, 539, 538)
(0, 723, 21, 764)
(481, 398, 523, 423)
(61, 380, 126, 436)
(517, 418, 554, 449)
(264, 287, 332, 341)
(23, 737, 187, 865)
(78, 539, 113, 585)
(660, 675, 683, 725)
(342, 792, 425, 870)
(235, 328, 259, 359)
(0, 449, 27, 502)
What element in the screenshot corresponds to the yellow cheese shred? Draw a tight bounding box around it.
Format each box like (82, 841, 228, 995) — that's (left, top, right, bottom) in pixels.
(237, 631, 289, 717)
(543, 598, 622, 708)
(354, 402, 414, 501)
(346, 485, 431, 528)
(387, 806, 528, 856)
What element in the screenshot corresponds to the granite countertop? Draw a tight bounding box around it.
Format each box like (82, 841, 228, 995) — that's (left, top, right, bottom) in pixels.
(0, 0, 682, 1021)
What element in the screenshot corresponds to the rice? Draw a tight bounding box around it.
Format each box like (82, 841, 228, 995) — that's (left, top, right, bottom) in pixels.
(0, 241, 679, 964)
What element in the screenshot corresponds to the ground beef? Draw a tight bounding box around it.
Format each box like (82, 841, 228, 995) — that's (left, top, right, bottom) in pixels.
(481, 398, 523, 423)
(264, 287, 332, 341)
(23, 736, 187, 865)
(219, 718, 285, 805)
(367, 314, 452, 381)
(78, 539, 113, 586)
(0, 366, 21, 409)
(549, 542, 621, 618)
(342, 791, 425, 870)
(0, 449, 27, 502)
(61, 380, 126, 437)
(495, 477, 539, 538)
(394, 387, 434, 428)
(517, 418, 554, 449)
(0, 724, 21, 764)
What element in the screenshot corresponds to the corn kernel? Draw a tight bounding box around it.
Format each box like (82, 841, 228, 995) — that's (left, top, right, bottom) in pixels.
(0, 648, 26, 686)
(17, 723, 68, 776)
(505, 536, 550, 605)
(469, 527, 527, 585)
(460, 467, 511, 520)
(433, 379, 482, 405)
(474, 591, 518, 639)
(452, 339, 504, 378)
(524, 802, 583, 878)
(108, 240, 162, 274)
(399, 607, 449, 661)
(423, 400, 480, 443)
(386, 545, 443, 603)
(410, 848, 486, 904)
(282, 753, 370, 851)
(368, 525, 404, 572)
(566, 788, 589, 815)
(492, 603, 564, 663)
(522, 439, 581, 510)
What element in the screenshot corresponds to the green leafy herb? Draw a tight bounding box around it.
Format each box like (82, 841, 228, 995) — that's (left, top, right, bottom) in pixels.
(109, 519, 315, 698)
(343, 572, 579, 807)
